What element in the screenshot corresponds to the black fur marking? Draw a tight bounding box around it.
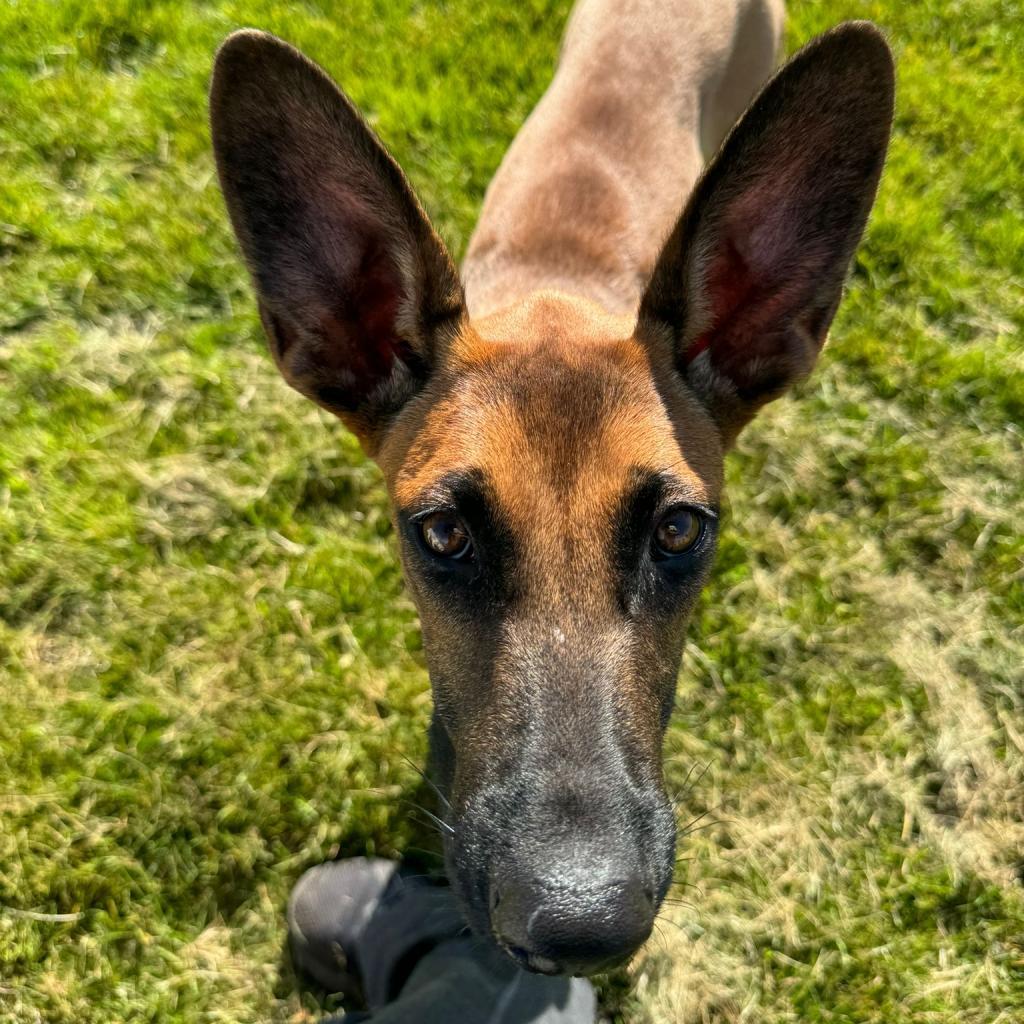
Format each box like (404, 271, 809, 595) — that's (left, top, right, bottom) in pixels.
(398, 468, 520, 615)
(612, 468, 718, 619)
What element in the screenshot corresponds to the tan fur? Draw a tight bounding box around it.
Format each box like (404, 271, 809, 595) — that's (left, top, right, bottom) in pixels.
(463, 0, 784, 318)
(378, 0, 789, 598)
(380, 292, 723, 565)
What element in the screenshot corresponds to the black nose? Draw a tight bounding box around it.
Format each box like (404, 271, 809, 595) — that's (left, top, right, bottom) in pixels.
(491, 861, 654, 975)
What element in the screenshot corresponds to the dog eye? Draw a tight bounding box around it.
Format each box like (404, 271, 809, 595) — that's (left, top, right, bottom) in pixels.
(653, 509, 702, 557)
(420, 511, 472, 559)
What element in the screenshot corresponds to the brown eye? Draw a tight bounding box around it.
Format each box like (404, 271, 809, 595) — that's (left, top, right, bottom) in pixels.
(654, 509, 702, 557)
(420, 511, 472, 560)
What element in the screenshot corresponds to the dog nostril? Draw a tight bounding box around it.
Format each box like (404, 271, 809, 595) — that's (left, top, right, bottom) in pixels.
(643, 885, 655, 904)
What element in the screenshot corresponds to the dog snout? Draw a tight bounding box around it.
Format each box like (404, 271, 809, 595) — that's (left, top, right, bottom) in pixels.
(490, 846, 655, 976)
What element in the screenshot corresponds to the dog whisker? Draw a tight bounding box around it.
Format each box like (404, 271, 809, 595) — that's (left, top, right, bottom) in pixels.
(675, 801, 730, 840)
(672, 880, 705, 898)
(405, 805, 457, 838)
(404, 845, 446, 862)
(652, 911, 690, 935)
(659, 896, 698, 911)
(402, 754, 452, 810)
(650, 919, 671, 952)
(678, 807, 712, 831)
(679, 817, 725, 839)
(666, 759, 715, 807)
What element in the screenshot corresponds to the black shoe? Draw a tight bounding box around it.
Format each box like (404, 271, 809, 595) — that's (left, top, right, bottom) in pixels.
(287, 858, 465, 1007)
(288, 857, 399, 997)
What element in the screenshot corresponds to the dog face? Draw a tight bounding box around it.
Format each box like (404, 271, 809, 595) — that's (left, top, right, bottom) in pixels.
(377, 302, 723, 970)
(211, 25, 892, 974)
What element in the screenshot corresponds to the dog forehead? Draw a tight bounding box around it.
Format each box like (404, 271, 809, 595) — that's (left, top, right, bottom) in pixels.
(385, 312, 723, 520)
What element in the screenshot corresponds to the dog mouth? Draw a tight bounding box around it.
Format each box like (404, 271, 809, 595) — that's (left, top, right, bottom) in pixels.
(494, 935, 635, 977)
(495, 940, 563, 976)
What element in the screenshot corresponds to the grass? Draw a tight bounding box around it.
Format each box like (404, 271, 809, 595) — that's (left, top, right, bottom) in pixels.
(1, 1, 1021, 1021)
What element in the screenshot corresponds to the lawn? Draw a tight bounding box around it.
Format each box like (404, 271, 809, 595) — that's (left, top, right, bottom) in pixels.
(1, 1, 1022, 1022)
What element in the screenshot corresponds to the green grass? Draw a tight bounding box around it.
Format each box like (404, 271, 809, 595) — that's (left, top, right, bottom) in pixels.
(1, 1, 1022, 1021)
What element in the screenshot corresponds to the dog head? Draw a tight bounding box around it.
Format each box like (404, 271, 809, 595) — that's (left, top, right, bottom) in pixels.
(211, 24, 893, 975)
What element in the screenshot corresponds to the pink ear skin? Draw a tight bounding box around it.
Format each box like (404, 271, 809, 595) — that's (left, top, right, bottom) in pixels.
(258, 235, 409, 414)
(640, 22, 895, 441)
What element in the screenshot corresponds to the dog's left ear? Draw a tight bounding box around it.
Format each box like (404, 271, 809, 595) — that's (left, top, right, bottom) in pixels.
(210, 30, 464, 449)
(639, 22, 894, 444)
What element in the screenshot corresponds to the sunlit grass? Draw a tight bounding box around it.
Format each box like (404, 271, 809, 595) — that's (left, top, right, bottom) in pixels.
(1, 2, 1022, 1022)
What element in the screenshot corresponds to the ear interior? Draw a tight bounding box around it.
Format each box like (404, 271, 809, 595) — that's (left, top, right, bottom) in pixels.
(640, 21, 895, 439)
(210, 30, 463, 442)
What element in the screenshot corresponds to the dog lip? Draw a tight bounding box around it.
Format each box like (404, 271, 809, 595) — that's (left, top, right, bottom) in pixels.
(497, 940, 561, 975)
(523, 952, 561, 975)
(495, 934, 636, 977)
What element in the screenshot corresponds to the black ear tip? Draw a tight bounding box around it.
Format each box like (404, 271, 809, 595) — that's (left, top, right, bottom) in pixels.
(215, 28, 285, 67)
(210, 28, 342, 143)
(211, 29, 312, 94)
(783, 20, 895, 123)
(818, 20, 895, 82)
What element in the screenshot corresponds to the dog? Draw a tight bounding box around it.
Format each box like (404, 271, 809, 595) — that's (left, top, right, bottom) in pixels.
(210, 0, 893, 977)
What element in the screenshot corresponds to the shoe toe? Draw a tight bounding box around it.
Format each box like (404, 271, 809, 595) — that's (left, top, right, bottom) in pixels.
(288, 857, 399, 994)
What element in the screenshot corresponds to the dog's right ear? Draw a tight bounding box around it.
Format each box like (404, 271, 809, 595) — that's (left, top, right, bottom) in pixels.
(210, 30, 464, 449)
